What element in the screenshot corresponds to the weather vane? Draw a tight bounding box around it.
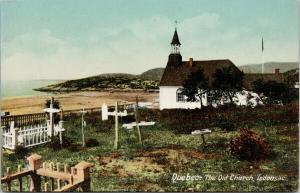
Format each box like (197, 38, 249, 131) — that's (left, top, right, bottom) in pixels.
(175, 20, 178, 28)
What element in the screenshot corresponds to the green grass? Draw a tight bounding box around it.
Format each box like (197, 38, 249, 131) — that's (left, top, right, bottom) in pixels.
(2, 110, 298, 192)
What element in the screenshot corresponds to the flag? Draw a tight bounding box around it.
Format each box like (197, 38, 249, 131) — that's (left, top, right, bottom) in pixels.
(262, 37, 264, 52)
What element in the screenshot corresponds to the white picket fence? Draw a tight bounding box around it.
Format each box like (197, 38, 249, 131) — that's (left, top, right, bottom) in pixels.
(2, 121, 64, 150)
(2, 130, 13, 149)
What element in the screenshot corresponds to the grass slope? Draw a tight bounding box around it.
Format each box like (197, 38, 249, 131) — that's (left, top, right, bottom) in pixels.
(2, 105, 298, 192)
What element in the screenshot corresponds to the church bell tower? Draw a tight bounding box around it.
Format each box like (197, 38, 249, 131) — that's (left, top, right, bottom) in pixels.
(171, 27, 181, 54)
(168, 26, 182, 66)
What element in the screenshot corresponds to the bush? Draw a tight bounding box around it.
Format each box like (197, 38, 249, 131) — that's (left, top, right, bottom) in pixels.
(45, 98, 61, 124)
(47, 136, 74, 151)
(230, 128, 272, 161)
(253, 79, 297, 104)
(158, 104, 298, 134)
(216, 116, 236, 131)
(14, 145, 29, 158)
(85, 138, 100, 147)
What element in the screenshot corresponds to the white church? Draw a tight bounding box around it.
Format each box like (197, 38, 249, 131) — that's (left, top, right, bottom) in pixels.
(159, 28, 252, 110)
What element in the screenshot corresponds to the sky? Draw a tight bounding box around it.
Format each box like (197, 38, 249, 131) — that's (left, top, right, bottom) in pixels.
(1, 0, 298, 80)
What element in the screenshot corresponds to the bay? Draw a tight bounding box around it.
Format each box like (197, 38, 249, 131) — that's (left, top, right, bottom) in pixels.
(1, 80, 63, 99)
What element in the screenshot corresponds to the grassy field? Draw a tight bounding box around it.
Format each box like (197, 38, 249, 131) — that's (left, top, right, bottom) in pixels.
(2, 105, 298, 192)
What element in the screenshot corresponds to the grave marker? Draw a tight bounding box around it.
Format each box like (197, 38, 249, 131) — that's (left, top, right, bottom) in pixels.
(80, 108, 87, 147)
(191, 129, 212, 145)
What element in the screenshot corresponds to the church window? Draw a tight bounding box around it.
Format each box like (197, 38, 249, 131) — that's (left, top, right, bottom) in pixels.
(176, 89, 186, 102)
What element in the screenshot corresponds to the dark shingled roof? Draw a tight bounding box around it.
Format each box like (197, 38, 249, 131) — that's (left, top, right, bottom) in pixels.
(160, 58, 242, 87)
(171, 29, 181, 46)
(160, 51, 292, 89)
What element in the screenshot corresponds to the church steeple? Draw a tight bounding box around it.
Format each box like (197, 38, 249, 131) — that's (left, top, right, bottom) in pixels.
(170, 27, 181, 54)
(171, 28, 181, 46)
(168, 24, 182, 66)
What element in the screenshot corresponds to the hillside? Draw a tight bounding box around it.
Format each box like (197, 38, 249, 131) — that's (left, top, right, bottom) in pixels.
(239, 62, 298, 73)
(34, 70, 163, 92)
(35, 62, 298, 92)
(139, 68, 165, 81)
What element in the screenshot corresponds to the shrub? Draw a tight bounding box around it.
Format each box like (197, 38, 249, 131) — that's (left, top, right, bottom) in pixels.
(230, 128, 272, 161)
(253, 79, 297, 104)
(14, 145, 29, 157)
(45, 98, 61, 124)
(96, 117, 115, 132)
(47, 136, 74, 151)
(45, 98, 60, 109)
(216, 116, 236, 131)
(85, 138, 100, 147)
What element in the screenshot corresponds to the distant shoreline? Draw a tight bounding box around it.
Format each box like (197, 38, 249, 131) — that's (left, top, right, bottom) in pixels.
(33, 87, 159, 93)
(1, 90, 158, 115)
(2, 88, 159, 101)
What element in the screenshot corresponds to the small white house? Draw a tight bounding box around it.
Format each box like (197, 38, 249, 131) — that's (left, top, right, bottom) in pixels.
(159, 28, 243, 110)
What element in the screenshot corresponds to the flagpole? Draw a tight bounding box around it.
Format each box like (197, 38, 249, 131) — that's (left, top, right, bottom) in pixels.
(262, 53, 265, 74)
(261, 37, 264, 74)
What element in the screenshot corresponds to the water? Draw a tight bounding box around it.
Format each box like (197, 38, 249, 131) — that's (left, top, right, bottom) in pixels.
(1, 80, 63, 99)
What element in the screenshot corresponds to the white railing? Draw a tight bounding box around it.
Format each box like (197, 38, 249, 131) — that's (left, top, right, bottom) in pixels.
(18, 124, 49, 148)
(2, 121, 64, 150)
(2, 130, 13, 149)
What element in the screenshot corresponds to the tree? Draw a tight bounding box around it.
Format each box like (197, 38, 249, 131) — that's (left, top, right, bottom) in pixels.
(253, 79, 297, 104)
(284, 69, 299, 88)
(181, 68, 209, 107)
(45, 98, 60, 109)
(45, 98, 61, 124)
(212, 66, 244, 104)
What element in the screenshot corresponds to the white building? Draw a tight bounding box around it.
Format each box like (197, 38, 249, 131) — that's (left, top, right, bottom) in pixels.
(159, 28, 243, 110)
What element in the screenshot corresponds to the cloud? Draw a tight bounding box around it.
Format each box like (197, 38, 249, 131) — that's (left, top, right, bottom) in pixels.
(2, 30, 88, 80)
(2, 12, 297, 80)
(183, 13, 221, 30)
(4, 29, 66, 57)
(2, 26, 168, 80)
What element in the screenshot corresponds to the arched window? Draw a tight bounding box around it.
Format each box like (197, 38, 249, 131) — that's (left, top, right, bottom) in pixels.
(176, 89, 186, 102)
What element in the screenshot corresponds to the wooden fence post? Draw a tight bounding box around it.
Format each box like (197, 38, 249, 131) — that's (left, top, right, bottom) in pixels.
(57, 179, 61, 190)
(6, 167, 11, 191)
(75, 161, 93, 192)
(64, 163, 68, 173)
(44, 182, 49, 192)
(51, 178, 55, 191)
(27, 154, 42, 192)
(17, 164, 23, 191)
(80, 109, 86, 147)
(114, 102, 119, 149)
(135, 96, 142, 145)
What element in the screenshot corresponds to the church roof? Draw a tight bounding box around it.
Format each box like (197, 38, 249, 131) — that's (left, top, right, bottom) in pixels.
(160, 59, 242, 87)
(159, 58, 288, 89)
(171, 29, 181, 46)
